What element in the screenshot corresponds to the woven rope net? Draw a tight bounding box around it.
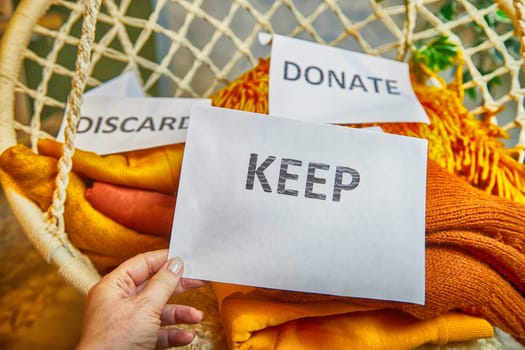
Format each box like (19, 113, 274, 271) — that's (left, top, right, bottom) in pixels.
(0, 0, 524, 293)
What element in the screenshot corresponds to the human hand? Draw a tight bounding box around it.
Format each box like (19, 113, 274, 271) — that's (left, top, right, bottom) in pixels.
(77, 249, 206, 350)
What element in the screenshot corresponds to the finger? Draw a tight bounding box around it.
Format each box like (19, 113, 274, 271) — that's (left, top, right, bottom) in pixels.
(155, 328, 194, 349)
(112, 249, 169, 287)
(160, 304, 203, 326)
(135, 276, 206, 296)
(140, 256, 184, 308)
(173, 278, 207, 294)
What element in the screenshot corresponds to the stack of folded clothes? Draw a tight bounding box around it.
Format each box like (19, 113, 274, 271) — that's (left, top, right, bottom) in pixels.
(0, 58, 523, 349)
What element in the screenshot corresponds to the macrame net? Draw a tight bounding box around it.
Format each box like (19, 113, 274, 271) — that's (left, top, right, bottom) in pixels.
(8, 0, 525, 153)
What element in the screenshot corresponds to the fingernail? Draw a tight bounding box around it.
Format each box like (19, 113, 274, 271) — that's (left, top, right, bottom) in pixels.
(194, 308, 204, 321)
(168, 256, 184, 274)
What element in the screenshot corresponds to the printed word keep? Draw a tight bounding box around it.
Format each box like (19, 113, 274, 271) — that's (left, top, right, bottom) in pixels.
(245, 153, 360, 202)
(77, 115, 189, 134)
(283, 60, 400, 95)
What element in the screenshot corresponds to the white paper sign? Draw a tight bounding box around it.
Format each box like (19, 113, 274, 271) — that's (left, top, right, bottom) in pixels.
(57, 71, 145, 141)
(85, 70, 145, 98)
(60, 96, 210, 154)
(267, 34, 429, 124)
(169, 105, 427, 304)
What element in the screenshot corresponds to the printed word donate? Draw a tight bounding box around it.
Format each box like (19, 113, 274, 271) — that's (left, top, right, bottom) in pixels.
(283, 60, 400, 95)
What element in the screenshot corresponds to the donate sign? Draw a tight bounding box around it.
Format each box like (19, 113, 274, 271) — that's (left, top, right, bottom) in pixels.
(267, 34, 429, 124)
(169, 105, 427, 304)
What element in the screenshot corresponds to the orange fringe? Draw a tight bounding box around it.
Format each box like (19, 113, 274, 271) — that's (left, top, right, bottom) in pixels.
(211, 58, 525, 204)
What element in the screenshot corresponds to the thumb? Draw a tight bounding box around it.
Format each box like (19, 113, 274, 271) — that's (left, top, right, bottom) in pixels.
(141, 256, 184, 308)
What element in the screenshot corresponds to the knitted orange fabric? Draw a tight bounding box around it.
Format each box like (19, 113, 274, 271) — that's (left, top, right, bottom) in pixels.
(424, 156, 525, 293)
(371, 246, 525, 340)
(211, 58, 525, 204)
(425, 159, 525, 249)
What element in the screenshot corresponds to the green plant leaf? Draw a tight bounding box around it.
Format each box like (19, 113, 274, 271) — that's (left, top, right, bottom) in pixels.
(484, 13, 496, 28)
(466, 86, 477, 99)
(462, 70, 479, 100)
(495, 9, 511, 23)
(504, 37, 521, 58)
(488, 75, 502, 91)
(440, 1, 456, 21)
(411, 35, 459, 72)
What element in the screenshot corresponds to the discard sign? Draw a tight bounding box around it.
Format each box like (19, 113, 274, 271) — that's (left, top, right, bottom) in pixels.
(56, 71, 210, 154)
(58, 96, 210, 154)
(83, 70, 145, 98)
(265, 34, 429, 124)
(169, 105, 427, 304)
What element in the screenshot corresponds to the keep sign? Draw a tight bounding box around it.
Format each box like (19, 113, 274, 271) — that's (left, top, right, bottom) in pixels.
(266, 34, 429, 124)
(169, 105, 427, 304)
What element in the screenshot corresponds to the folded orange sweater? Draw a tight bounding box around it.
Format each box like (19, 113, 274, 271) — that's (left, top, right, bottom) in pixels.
(86, 181, 175, 236)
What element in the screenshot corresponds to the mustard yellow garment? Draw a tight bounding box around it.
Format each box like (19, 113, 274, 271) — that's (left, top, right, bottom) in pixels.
(0, 144, 169, 273)
(38, 138, 184, 194)
(213, 283, 493, 350)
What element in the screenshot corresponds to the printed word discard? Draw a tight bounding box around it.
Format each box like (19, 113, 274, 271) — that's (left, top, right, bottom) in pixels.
(77, 115, 189, 134)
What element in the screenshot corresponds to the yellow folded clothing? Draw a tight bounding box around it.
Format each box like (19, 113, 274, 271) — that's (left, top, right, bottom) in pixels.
(37, 138, 184, 194)
(0, 144, 169, 273)
(212, 240, 525, 348)
(213, 283, 493, 350)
